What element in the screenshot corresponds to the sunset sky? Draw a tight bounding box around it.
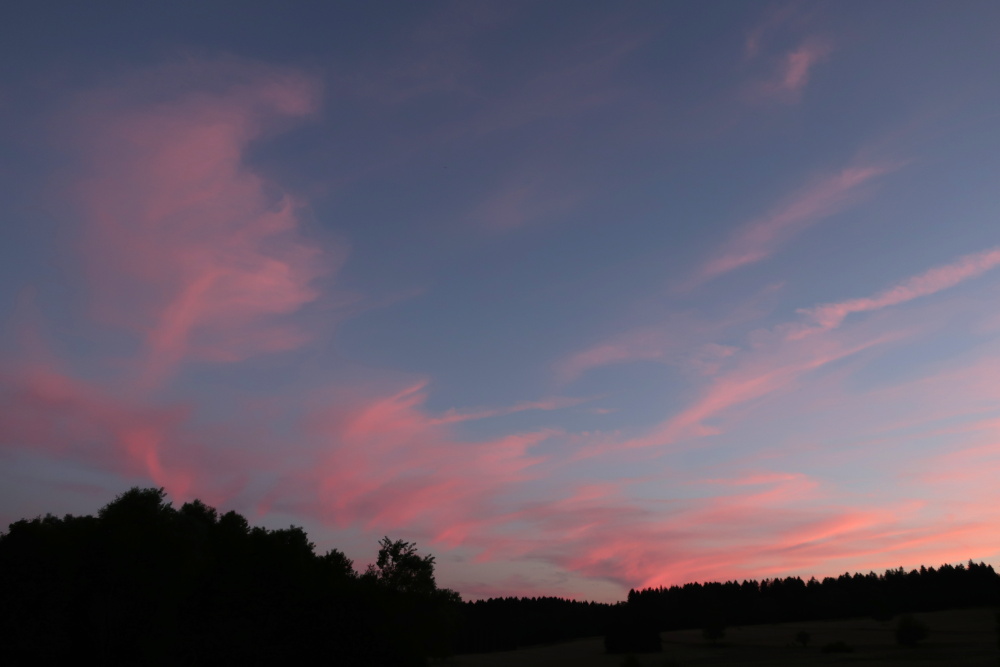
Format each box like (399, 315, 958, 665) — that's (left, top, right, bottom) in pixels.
(2, 1, 1000, 602)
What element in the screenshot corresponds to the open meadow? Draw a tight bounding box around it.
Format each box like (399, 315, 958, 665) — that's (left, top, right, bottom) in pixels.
(449, 607, 998, 667)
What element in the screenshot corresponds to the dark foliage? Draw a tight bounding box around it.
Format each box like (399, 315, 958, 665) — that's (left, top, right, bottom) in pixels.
(794, 630, 810, 647)
(0, 488, 461, 667)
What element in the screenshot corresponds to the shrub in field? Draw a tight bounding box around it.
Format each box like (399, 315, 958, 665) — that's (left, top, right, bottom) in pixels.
(605, 617, 662, 654)
(821, 640, 854, 653)
(895, 614, 929, 646)
(794, 630, 810, 647)
(620, 655, 641, 667)
(702, 624, 725, 644)
(701, 611, 726, 645)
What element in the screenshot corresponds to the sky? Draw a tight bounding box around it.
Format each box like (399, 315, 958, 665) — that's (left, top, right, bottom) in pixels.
(1, 1, 999, 603)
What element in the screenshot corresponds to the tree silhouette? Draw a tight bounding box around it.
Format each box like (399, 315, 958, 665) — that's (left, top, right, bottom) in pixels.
(365, 537, 437, 594)
(322, 548, 357, 581)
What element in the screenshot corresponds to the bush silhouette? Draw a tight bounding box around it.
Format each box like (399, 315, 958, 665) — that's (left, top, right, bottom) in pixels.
(605, 620, 663, 654)
(821, 640, 853, 653)
(701, 612, 726, 644)
(794, 630, 810, 647)
(895, 614, 929, 646)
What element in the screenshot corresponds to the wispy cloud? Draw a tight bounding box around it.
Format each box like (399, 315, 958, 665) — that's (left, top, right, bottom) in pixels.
(748, 40, 832, 102)
(781, 41, 831, 92)
(792, 246, 1000, 338)
(689, 162, 896, 287)
(0, 58, 341, 512)
(68, 59, 332, 387)
(472, 169, 585, 231)
(583, 333, 900, 457)
(555, 286, 782, 383)
(0, 366, 197, 497)
(268, 381, 557, 543)
(555, 326, 673, 383)
(432, 394, 591, 425)
(742, 4, 831, 103)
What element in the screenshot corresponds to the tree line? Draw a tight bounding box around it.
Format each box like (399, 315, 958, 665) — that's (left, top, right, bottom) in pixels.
(625, 560, 1000, 631)
(462, 561, 1000, 654)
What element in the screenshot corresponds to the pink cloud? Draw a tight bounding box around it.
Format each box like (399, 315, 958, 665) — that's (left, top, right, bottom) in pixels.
(0, 366, 196, 497)
(268, 381, 557, 546)
(555, 284, 785, 383)
(473, 171, 584, 231)
(66, 60, 331, 387)
(575, 331, 898, 459)
(780, 41, 831, 93)
(691, 162, 894, 286)
(0, 60, 349, 524)
(793, 245, 1000, 337)
(555, 327, 670, 382)
(743, 14, 832, 105)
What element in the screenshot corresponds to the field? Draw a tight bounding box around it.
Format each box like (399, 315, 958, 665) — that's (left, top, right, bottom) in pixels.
(448, 607, 998, 666)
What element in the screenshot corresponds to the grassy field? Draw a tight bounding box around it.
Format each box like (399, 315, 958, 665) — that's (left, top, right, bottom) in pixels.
(447, 607, 998, 666)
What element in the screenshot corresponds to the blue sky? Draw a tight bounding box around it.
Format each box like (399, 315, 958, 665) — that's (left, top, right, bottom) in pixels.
(2, 1, 1000, 601)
